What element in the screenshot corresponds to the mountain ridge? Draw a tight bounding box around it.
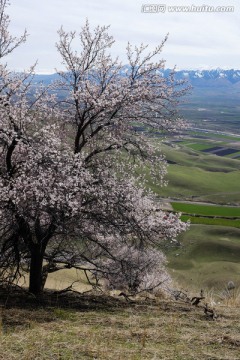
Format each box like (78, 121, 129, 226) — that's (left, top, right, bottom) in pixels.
(33, 69, 240, 85)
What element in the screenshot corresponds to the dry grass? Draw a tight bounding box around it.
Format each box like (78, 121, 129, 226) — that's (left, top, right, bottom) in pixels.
(0, 287, 240, 360)
(17, 268, 93, 292)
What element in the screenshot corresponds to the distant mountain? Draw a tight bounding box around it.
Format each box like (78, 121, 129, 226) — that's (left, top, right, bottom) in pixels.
(172, 69, 240, 85)
(33, 68, 240, 85)
(173, 69, 240, 134)
(117, 66, 240, 85)
(33, 73, 60, 85)
(32, 68, 240, 133)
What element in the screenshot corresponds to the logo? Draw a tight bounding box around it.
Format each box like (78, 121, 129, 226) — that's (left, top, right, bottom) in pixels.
(141, 4, 166, 13)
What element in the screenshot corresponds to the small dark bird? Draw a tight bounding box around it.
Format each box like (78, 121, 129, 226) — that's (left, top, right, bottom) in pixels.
(191, 296, 205, 306)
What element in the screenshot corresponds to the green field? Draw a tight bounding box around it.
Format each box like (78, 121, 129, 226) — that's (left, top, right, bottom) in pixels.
(181, 215, 240, 228)
(167, 224, 240, 290)
(148, 136, 240, 291)
(171, 202, 240, 217)
(183, 142, 214, 151)
(171, 202, 240, 228)
(148, 142, 240, 204)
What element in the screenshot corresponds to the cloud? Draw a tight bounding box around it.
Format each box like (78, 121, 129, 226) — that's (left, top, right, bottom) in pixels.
(6, 0, 240, 72)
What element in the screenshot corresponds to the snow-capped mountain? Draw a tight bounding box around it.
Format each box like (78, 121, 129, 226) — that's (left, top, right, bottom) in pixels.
(33, 68, 240, 85)
(172, 69, 240, 84)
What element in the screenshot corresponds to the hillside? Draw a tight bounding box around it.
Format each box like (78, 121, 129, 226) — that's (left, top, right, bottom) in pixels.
(1, 68, 239, 360)
(0, 286, 240, 360)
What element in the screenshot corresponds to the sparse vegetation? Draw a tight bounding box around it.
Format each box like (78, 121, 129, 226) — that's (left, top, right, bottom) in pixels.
(167, 225, 240, 290)
(0, 286, 240, 360)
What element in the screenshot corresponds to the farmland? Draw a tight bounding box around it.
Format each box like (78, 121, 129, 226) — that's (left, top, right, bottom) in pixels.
(147, 139, 240, 204)
(180, 216, 240, 228)
(171, 202, 240, 228)
(157, 131, 240, 206)
(171, 203, 240, 217)
(144, 127, 240, 290)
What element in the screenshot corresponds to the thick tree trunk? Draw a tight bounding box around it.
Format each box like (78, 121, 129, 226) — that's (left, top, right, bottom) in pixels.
(29, 245, 45, 296)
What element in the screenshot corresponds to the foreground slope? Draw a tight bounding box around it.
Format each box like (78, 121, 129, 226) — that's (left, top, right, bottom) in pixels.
(0, 288, 240, 360)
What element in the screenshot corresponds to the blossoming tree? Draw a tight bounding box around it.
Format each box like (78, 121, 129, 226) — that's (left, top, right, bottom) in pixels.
(0, 0, 188, 296)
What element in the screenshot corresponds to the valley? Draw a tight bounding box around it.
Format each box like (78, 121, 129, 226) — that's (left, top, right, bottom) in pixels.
(149, 80, 240, 290)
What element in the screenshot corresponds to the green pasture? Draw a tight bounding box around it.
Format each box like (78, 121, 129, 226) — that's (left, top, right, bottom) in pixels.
(150, 165, 240, 204)
(183, 142, 215, 151)
(167, 224, 240, 290)
(159, 143, 240, 171)
(148, 143, 240, 204)
(151, 139, 240, 290)
(171, 202, 240, 217)
(180, 215, 240, 228)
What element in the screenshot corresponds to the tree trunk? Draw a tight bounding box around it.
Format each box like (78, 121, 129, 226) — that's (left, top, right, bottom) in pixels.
(29, 245, 45, 296)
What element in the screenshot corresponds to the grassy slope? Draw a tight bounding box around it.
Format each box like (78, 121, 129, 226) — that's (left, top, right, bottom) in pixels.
(1, 291, 240, 360)
(2, 133, 240, 360)
(1, 138, 240, 359)
(143, 139, 240, 290)
(148, 143, 240, 204)
(167, 225, 240, 290)
(17, 268, 94, 293)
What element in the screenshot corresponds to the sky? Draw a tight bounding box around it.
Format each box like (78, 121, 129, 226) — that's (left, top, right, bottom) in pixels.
(6, 0, 240, 73)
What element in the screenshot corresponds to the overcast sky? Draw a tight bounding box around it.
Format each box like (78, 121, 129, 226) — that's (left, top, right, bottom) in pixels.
(6, 0, 240, 73)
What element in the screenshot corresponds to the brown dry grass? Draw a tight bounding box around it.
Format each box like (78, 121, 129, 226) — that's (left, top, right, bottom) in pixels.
(0, 286, 240, 360)
(17, 267, 93, 292)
